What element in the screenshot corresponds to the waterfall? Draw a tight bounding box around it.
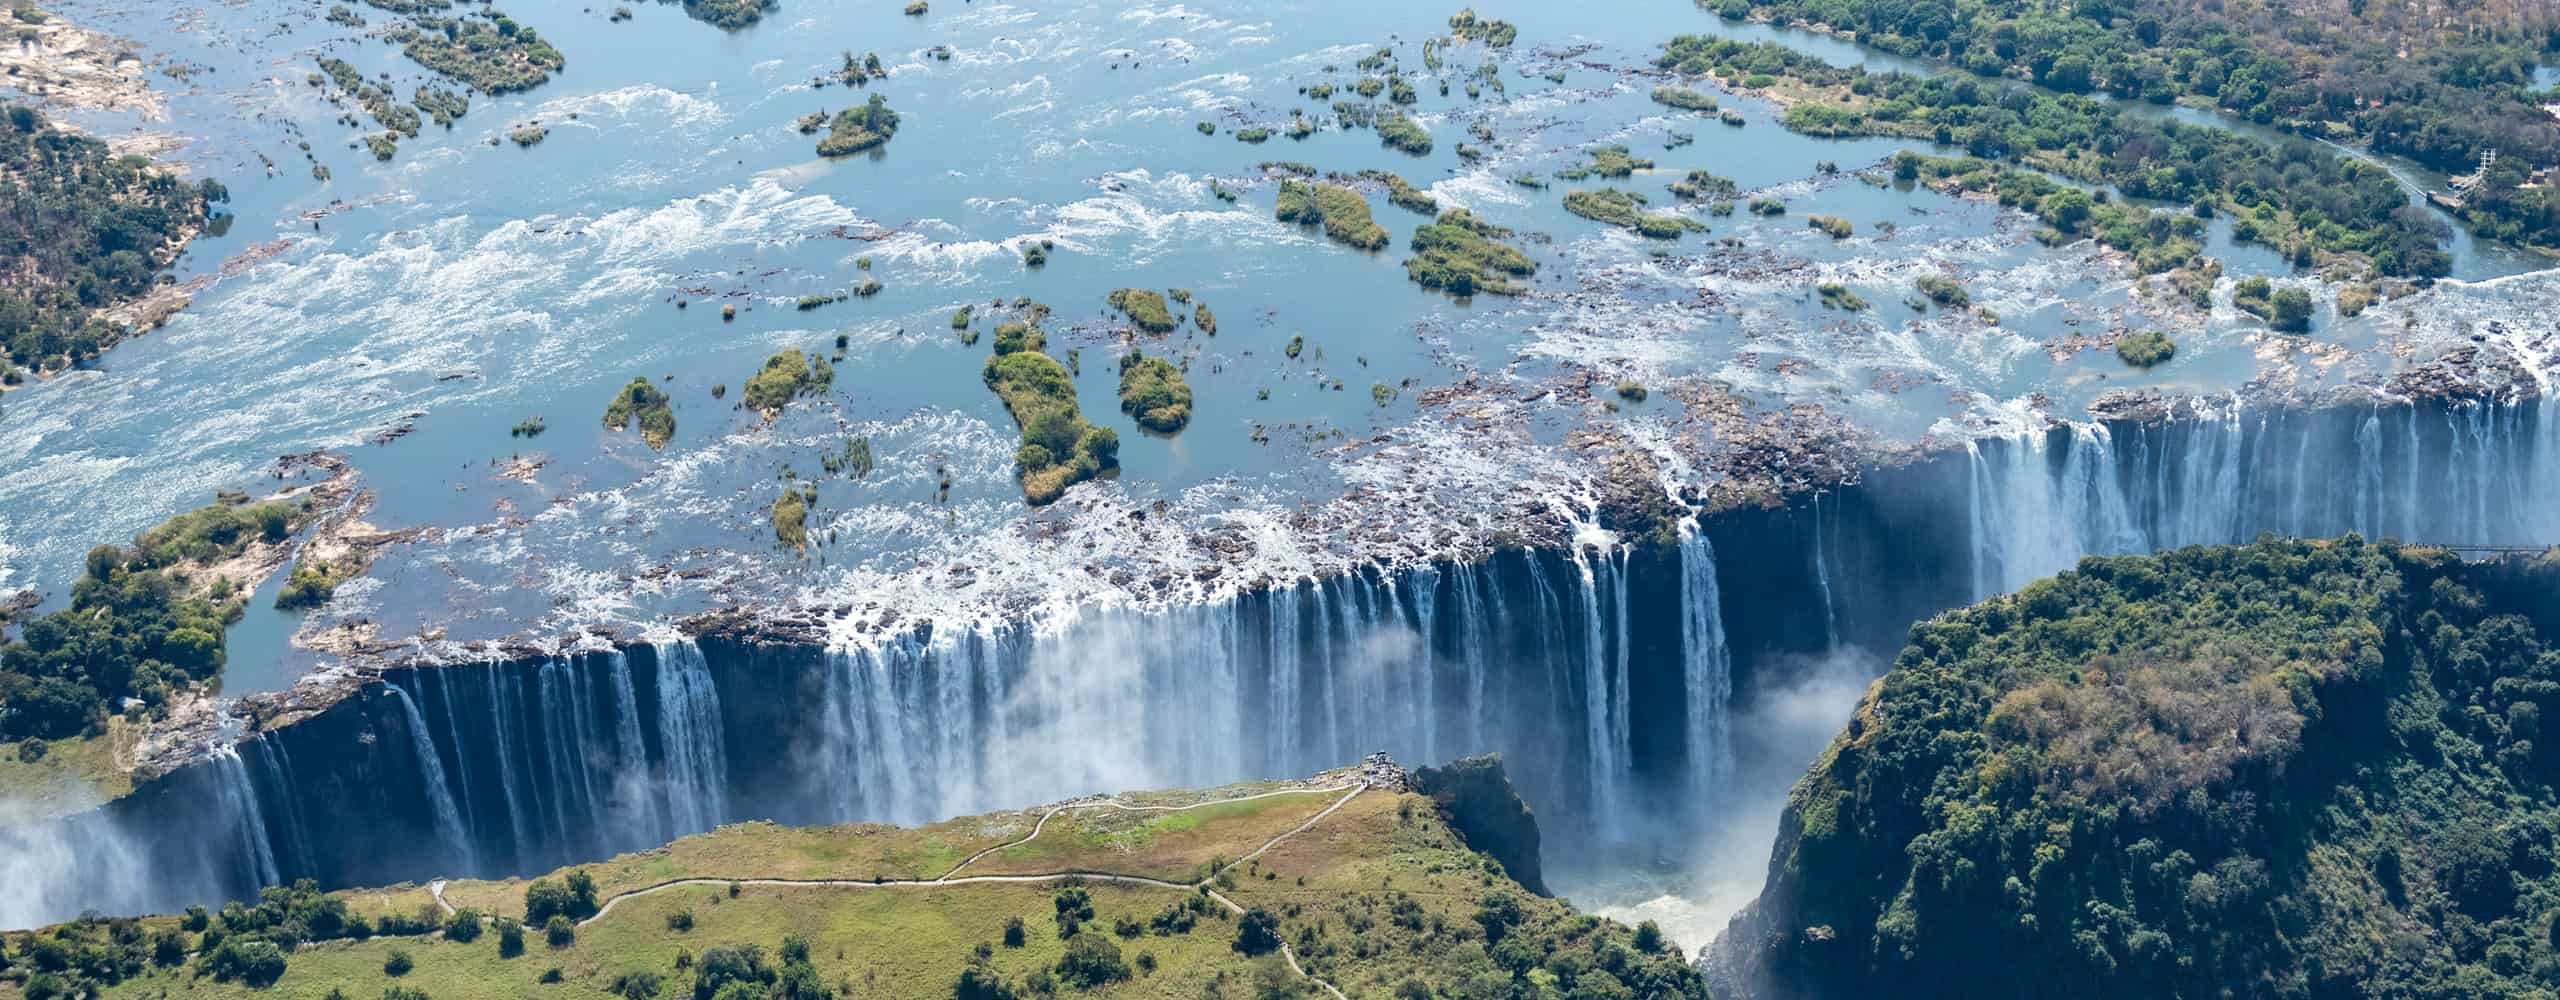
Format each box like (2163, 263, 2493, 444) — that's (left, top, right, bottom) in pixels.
(655, 640, 729, 838)
(247, 738, 314, 878)
(209, 747, 280, 891)
(387, 684, 475, 875)
(1679, 529, 1733, 804)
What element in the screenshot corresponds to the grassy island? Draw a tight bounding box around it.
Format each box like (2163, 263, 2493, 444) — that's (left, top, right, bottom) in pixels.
(741, 348, 834, 419)
(816, 93, 900, 157)
(1446, 7, 1516, 47)
(0, 103, 226, 379)
(1717, 537, 2560, 1000)
(601, 377, 675, 449)
(1276, 180, 1390, 251)
(2114, 328, 2175, 368)
(393, 14, 565, 94)
(1116, 350, 1192, 433)
(1563, 188, 1705, 239)
(1405, 208, 1535, 296)
(1374, 111, 1432, 155)
(1649, 85, 1717, 111)
(984, 326, 1117, 506)
(1553, 144, 1652, 181)
(1105, 288, 1177, 334)
(770, 482, 813, 551)
(1354, 170, 1439, 216)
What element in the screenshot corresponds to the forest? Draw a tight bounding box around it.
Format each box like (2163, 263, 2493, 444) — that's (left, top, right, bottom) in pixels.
(1714, 537, 2560, 999)
(1702, 0, 2560, 247)
(0, 104, 223, 382)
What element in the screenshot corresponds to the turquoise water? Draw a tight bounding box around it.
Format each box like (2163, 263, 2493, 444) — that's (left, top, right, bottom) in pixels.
(0, 0, 2550, 687)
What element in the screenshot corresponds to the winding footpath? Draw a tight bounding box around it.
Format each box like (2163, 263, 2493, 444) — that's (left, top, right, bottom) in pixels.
(520, 781, 1370, 998)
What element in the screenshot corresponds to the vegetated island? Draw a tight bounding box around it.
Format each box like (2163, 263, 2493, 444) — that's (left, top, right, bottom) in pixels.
(22, 755, 1706, 1000)
(601, 376, 675, 449)
(1105, 288, 1177, 334)
(1116, 348, 1191, 434)
(0, 103, 227, 390)
(741, 347, 833, 419)
(981, 308, 1117, 506)
(1405, 208, 1535, 296)
(666, 0, 777, 30)
(1713, 537, 2560, 999)
(1657, 35, 2466, 280)
(1276, 179, 1390, 251)
(1563, 188, 1706, 239)
(391, 12, 566, 95)
(1693, 0, 2559, 249)
(815, 93, 900, 157)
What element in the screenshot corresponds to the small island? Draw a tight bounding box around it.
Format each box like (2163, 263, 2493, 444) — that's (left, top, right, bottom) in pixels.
(1116, 349, 1192, 434)
(1276, 180, 1389, 251)
(816, 93, 900, 157)
(982, 316, 1117, 506)
(741, 348, 834, 419)
(1563, 188, 1706, 239)
(1105, 288, 1176, 334)
(601, 377, 676, 449)
(1405, 208, 1535, 296)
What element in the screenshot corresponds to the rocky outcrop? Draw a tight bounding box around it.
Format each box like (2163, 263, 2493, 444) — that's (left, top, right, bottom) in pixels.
(1411, 753, 1547, 896)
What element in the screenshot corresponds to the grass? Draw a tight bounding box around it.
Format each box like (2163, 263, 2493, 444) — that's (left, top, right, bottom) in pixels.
(967, 790, 1340, 883)
(1563, 188, 1705, 239)
(1276, 180, 1389, 251)
(0, 718, 139, 819)
(1105, 289, 1176, 334)
(1405, 208, 1535, 296)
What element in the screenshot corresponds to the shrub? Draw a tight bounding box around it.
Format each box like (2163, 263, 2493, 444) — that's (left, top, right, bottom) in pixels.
(496, 919, 524, 958)
(384, 948, 414, 976)
(442, 909, 482, 943)
(609, 969, 664, 1000)
(668, 908, 694, 932)
(1806, 214, 1853, 239)
(1004, 916, 1027, 948)
(1913, 274, 1968, 308)
(543, 915, 575, 949)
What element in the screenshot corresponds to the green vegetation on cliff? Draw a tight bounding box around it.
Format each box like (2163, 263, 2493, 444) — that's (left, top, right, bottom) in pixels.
(55, 759, 1703, 999)
(0, 104, 225, 379)
(0, 496, 310, 743)
(1716, 538, 2560, 999)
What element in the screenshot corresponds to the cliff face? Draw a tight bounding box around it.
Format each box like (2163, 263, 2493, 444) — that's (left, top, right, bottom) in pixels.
(1413, 753, 1549, 896)
(1710, 539, 2560, 1000)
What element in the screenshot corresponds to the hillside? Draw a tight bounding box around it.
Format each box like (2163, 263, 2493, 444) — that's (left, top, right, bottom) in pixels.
(1710, 538, 2560, 999)
(3, 756, 1708, 999)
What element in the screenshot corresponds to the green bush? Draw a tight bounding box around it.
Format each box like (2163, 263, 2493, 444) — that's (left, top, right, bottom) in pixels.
(2115, 329, 2176, 367)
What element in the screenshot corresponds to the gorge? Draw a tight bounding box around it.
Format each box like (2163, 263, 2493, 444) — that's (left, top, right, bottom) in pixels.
(14, 392, 2555, 932)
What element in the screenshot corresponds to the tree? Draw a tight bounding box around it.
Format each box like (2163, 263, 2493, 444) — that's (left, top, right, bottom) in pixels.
(1055, 934, 1130, 989)
(1235, 909, 1282, 956)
